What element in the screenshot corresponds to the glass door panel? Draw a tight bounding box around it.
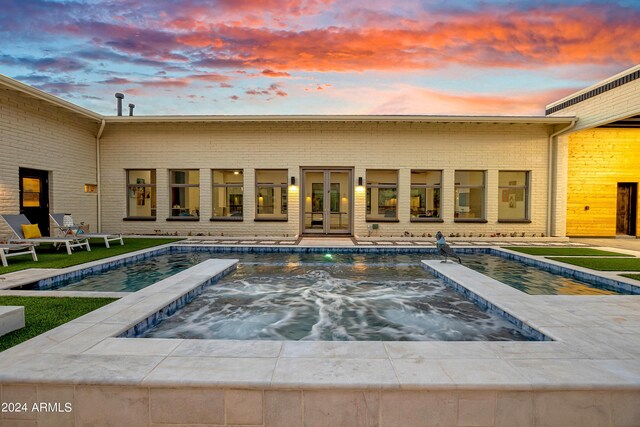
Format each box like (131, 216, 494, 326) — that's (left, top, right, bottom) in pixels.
(328, 171, 350, 233)
(303, 171, 325, 233)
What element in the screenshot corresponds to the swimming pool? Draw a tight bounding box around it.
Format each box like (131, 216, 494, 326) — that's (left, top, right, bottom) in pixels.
(141, 261, 533, 341)
(462, 254, 620, 295)
(23, 249, 634, 296)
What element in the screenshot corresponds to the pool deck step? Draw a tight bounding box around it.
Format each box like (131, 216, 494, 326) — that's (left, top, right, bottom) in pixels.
(0, 305, 25, 337)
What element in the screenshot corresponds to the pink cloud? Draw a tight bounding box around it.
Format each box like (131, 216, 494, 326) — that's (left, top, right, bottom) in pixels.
(357, 85, 581, 116)
(246, 83, 288, 97)
(261, 69, 291, 77)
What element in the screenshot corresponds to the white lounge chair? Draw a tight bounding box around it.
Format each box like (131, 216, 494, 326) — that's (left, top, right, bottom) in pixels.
(1, 214, 90, 255)
(50, 214, 124, 249)
(0, 243, 38, 267)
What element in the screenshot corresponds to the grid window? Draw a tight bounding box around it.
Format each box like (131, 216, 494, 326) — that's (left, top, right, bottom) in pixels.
(366, 170, 398, 220)
(126, 170, 156, 218)
(213, 170, 243, 219)
(410, 170, 442, 220)
(454, 171, 485, 220)
(499, 171, 530, 221)
(256, 170, 287, 220)
(169, 170, 200, 218)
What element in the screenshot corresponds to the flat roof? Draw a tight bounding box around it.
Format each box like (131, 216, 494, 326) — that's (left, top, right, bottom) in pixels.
(103, 114, 575, 124)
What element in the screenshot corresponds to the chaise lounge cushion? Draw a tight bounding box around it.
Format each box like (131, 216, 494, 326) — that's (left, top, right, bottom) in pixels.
(21, 224, 42, 239)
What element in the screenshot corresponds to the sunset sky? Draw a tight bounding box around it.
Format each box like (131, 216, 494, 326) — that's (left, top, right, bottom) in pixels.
(2, 0, 639, 116)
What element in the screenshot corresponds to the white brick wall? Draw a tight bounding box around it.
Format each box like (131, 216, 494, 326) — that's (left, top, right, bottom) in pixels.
(100, 121, 557, 237)
(0, 88, 99, 239)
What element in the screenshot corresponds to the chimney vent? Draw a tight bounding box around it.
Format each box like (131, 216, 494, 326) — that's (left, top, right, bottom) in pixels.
(128, 103, 135, 116)
(115, 93, 124, 116)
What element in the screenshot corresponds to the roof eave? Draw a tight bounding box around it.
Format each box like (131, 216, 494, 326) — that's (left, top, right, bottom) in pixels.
(103, 114, 576, 124)
(0, 74, 103, 122)
(546, 64, 640, 109)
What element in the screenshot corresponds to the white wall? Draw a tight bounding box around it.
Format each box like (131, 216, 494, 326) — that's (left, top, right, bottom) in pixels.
(0, 88, 98, 238)
(99, 121, 557, 237)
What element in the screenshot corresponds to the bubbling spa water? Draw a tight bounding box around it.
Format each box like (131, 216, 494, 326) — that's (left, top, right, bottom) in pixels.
(143, 262, 532, 341)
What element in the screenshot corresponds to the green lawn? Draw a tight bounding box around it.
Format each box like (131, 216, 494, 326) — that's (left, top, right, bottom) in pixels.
(504, 247, 632, 257)
(621, 273, 640, 281)
(0, 296, 118, 352)
(547, 257, 640, 271)
(0, 238, 182, 274)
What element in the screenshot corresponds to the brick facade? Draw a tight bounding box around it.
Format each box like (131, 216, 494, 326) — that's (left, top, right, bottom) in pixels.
(0, 87, 99, 238)
(99, 121, 555, 237)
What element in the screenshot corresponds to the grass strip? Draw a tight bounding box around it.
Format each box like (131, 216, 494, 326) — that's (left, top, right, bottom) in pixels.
(0, 296, 117, 352)
(621, 273, 640, 281)
(0, 238, 182, 274)
(547, 257, 640, 271)
(504, 247, 632, 257)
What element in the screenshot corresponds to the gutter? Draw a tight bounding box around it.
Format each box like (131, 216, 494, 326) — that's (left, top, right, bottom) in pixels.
(546, 119, 577, 237)
(103, 114, 576, 125)
(96, 120, 106, 232)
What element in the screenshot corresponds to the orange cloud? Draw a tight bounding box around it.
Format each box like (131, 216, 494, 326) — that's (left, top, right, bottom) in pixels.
(180, 6, 640, 72)
(261, 69, 291, 77)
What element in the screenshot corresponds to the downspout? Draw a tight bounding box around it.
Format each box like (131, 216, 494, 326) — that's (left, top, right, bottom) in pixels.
(96, 119, 106, 233)
(547, 119, 577, 237)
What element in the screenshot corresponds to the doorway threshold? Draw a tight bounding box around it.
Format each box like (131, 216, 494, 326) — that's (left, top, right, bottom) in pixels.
(298, 237, 355, 247)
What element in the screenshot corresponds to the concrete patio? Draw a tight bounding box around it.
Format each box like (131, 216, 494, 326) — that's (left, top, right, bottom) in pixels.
(0, 239, 638, 426)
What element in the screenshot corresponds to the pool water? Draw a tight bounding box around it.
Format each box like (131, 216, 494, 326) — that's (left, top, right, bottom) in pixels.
(142, 262, 533, 341)
(32, 251, 626, 296)
(462, 255, 619, 295)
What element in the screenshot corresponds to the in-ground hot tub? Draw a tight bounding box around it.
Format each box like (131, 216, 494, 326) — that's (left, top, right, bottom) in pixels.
(139, 256, 538, 341)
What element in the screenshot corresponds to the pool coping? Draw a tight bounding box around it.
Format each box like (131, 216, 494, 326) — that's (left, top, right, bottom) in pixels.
(0, 248, 639, 392)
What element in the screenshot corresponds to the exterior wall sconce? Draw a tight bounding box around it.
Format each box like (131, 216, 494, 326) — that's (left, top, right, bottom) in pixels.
(289, 176, 298, 191)
(356, 176, 365, 193)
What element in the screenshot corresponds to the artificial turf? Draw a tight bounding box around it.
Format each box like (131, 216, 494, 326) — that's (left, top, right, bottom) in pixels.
(504, 247, 631, 257)
(621, 273, 640, 281)
(547, 257, 640, 271)
(0, 296, 118, 352)
(0, 237, 183, 274)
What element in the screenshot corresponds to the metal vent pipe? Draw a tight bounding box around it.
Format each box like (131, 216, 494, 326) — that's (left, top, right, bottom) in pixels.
(128, 103, 135, 116)
(115, 93, 124, 116)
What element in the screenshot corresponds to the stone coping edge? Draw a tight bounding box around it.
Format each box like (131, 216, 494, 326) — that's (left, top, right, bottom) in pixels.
(118, 261, 238, 338)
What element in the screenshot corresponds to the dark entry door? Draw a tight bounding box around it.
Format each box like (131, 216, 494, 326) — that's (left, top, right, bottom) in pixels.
(616, 183, 637, 236)
(19, 168, 50, 236)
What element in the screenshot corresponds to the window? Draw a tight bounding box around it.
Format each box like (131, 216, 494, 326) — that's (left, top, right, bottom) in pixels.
(454, 171, 485, 220)
(255, 170, 287, 220)
(126, 170, 156, 218)
(499, 171, 529, 221)
(22, 178, 41, 207)
(213, 170, 243, 220)
(169, 170, 199, 218)
(366, 170, 398, 220)
(410, 170, 441, 220)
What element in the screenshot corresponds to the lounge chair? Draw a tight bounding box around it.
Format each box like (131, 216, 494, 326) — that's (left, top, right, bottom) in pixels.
(1, 214, 90, 255)
(50, 213, 124, 249)
(0, 243, 38, 267)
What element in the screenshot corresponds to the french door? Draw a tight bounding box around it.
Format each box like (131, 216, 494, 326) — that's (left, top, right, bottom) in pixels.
(301, 169, 353, 235)
(19, 168, 50, 236)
